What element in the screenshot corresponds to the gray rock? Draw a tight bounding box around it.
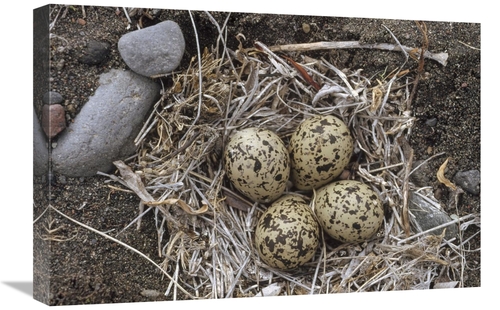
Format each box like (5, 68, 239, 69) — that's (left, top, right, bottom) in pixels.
(51, 69, 160, 177)
(118, 20, 185, 77)
(33, 108, 49, 177)
(42, 91, 64, 105)
(409, 191, 458, 240)
(453, 170, 480, 195)
(78, 40, 111, 65)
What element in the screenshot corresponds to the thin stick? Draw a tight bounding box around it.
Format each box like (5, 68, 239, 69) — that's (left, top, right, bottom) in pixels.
(122, 7, 132, 25)
(33, 205, 49, 225)
(397, 214, 477, 245)
(267, 41, 448, 66)
(186, 10, 203, 132)
(407, 21, 428, 112)
(402, 147, 413, 237)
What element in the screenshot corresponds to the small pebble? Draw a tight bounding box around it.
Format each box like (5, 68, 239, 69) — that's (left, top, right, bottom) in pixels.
(453, 170, 480, 195)
(57, 175, 67, 184)
(78, 40, 111, 65)
(56, 59, 65, 71)
(66, 103, 76, 114)
(425, 117, 438, 127)
(140, 289, 162, 298)
(42, 91, 64, 105)
(42, 104, 67, 139)
(302, 23, 311, 33)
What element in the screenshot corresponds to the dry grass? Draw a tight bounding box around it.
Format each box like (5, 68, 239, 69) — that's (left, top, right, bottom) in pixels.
(100, 13, 479, 300)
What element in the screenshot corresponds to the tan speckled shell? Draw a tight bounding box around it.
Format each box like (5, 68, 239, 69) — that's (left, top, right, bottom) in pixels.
(288, 115, 353, 191)
(255, 195, 320, 270)
(314, 180, 384, 243)
(224, 128, 290, 203)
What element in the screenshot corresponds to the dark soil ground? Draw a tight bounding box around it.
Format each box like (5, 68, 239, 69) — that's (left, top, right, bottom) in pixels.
(33, 5, 480, 306)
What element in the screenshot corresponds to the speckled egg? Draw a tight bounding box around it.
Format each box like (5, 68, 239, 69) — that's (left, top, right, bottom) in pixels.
(224, 127, 290, 203)
(289, 115, 353, 191)
(314, 180, 384, 243)
(255, 195, 320, 270)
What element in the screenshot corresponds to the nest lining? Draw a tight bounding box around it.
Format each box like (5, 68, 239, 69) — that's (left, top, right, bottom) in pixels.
(104, 19, 479, 300)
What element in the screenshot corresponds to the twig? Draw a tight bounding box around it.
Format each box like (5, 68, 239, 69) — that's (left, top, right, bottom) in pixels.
(397, 214, 477, 245)
(409, 151, 446, 176)
(187, 10, 203, 133)
(399, 136, 414, 237)
(267, 41, 448, 66)
(49, 5, 62, 31)
(122, 7, 132, 28)
(164, 132, 200, 161)
(458, 40, 480, 50)
(406, 21, 428, 112)
(33, 204, 49, 224)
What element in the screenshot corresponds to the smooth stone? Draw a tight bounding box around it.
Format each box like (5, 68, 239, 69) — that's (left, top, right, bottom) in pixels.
(33, 108, 49, 177)
(51, 69, 161, 177)
(78, 40, 111, 65)
(42, 91, 64, 105)
(118, 20, 185, 77)
(453, 170, 480, 195)
(42, 104, 66, 139)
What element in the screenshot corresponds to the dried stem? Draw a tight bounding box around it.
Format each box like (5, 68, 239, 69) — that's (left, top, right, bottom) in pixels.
(266, 41, 448, 66)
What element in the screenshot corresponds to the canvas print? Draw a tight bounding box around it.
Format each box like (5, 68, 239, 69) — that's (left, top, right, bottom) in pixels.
(33, 4, 481, 306)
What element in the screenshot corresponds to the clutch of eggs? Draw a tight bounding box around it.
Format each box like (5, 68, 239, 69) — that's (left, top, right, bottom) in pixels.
(288, 115, 353, 191)
(224, 127, 290, 203)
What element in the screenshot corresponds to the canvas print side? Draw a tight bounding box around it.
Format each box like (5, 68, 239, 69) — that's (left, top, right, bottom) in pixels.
(33, 4, 51, 305)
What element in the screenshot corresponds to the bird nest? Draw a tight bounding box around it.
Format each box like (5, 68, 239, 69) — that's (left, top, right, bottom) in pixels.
(102, 18, 479, 300)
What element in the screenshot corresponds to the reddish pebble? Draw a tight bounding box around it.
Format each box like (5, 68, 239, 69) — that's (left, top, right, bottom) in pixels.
(42, 104, 66, 139)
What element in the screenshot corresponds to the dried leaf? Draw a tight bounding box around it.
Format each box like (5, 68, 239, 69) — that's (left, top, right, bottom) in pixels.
(176, 199, 208, 215)
(114, 160, 208, 215)
(113, 160, 154, 202)
(370, 85, 383, 112)
(437, 157, 457, 190)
